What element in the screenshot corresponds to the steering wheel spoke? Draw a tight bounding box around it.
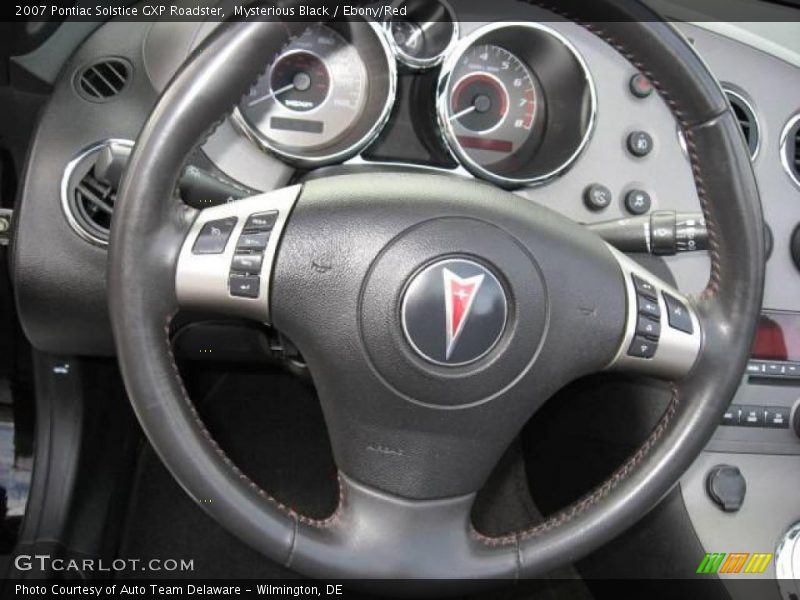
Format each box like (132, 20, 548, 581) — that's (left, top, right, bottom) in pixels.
(175, 185, 301, 323)
(290, 474, 517, 580)
(605, 248, 702, 380)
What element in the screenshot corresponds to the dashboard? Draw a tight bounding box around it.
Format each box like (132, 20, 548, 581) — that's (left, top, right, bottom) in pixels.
(7, 0, 800, 592)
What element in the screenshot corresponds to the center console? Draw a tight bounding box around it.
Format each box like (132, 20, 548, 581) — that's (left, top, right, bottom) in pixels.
(708, 312, 800, 455)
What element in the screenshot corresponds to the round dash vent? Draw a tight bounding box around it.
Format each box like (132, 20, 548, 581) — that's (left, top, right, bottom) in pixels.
(781, 114, 800, 189)
(724, 89, 759, 161)
(62, 140, 134, 246)
(75, 58, 131, 102)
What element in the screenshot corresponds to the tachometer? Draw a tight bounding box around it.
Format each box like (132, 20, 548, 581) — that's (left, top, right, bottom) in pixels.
(438, 23, 596, 188)
(234, 22, 395, 166)
(448, 45, 538, 158)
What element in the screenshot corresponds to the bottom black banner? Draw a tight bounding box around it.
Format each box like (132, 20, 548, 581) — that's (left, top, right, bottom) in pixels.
(0, 579, 789, 600)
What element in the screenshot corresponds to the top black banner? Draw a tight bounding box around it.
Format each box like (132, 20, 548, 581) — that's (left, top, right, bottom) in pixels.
(4, 0, 800, 23)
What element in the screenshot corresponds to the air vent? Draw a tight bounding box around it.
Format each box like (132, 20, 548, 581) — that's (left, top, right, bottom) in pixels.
(781, 114, 800, 189)
(724, 89, 759, 160)
(75, 58, 131, 101)
(62, 140, 134, 246)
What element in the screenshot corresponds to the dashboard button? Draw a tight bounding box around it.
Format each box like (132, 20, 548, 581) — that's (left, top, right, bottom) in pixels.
(584, 184, 612, 211)
(766, 362, 783, 376)
(231, 253, 264, 274)
(637, 295, 661, 320)
(740, 405, 765, 427)
(624, 189, 651, 215)
(629, 73, 653, 98)
(765, 406, 790, 429)
(244, 211, 278, 233)
(636, 315, 661, 340)
(632, 274, 657, 300)
(236, 232, 270, 252)
(746, 361, 765, 375)
(663, 292, 693, 334)
(721, 405, 740, 426)
(229, 275, 260, 299)
(627, 131, 654, 157)
(192, 218, 237, 255)
(628, 335, 657, 359)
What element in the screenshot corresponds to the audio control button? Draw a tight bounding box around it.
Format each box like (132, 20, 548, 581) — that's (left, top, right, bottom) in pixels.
(628, 335, 657, 359)
(637, 295, 661, 320)
(664, 292, 692, 334)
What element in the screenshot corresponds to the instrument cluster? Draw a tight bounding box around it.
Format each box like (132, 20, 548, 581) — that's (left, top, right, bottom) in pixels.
(234, 5, 596, 188)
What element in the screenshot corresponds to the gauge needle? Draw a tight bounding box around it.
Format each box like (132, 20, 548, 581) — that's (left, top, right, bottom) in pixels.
(246, 83, 294, 108)
(449, 105, 477, 121)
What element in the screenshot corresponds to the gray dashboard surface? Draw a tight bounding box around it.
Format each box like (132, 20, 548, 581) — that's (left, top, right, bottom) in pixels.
(669, 23, 800, 600)
(675, 22, 800, 313)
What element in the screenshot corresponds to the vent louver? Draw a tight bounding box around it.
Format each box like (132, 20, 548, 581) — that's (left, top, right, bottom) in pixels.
(74, 170, 116, 239)
(62, 140, 134, 246)
(724, 90, 759, 160)
(782, 115, 800, 188)
(76, 58, 130, 101)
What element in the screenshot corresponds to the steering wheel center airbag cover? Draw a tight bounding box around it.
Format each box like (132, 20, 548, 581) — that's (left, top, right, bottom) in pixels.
(360, 218, 546, 408)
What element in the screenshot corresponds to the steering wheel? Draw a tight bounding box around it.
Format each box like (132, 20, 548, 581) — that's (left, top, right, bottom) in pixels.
(108, 9, 764, 586)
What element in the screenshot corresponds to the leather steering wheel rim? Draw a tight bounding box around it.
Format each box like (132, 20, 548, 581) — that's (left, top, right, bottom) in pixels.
(108, 6, 764, 587)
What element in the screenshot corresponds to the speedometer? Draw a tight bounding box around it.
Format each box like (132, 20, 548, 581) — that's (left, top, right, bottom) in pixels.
(234, 22, 396, 166)
(448, 45, 539, 162)
(438, 23, 596, 187)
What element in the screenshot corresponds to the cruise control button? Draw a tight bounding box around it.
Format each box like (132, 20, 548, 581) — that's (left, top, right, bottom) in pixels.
(244, 211, 278, 233)
(636, 315, 661, 339)
(192, 218, 237, 255)
(628, 335, 657, 359)
(229, 275, 260, 299)
(632, 274, 657, 300)
(231, 253, 264, 273)
(765, 406, 790, 429)
(663, 292, 693, 334)
(637, 295, 661, 320)
(740, 405, 765, 427)
(236, 232, 270, 251)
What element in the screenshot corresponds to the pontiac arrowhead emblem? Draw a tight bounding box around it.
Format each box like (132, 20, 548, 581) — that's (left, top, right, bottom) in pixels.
(401, 258, 508, 366)
(443, 269, 485, 360)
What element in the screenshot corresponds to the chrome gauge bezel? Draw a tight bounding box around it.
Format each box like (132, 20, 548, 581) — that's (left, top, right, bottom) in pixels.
(436, 22, 597, 188)
(231, 20, 397, 168)
(61, 138, 135, 247)
(383, 0, 459, 70)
